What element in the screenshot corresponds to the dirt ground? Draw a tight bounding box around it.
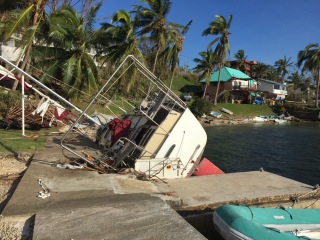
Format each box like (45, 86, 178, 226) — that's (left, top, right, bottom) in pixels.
(0, 153, 33, 240)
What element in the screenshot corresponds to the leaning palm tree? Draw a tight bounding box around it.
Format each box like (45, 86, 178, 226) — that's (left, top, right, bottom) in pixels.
(32, 4, 101, 100)
(298, 43, 320, 108)
(202, 14, 232, 105)
(193, 48, 219, 99)
(274, 56, 294, 82)
(163, 20, 192, 89)
(1, 0, 48, 90)
(133, 0, 172, 74)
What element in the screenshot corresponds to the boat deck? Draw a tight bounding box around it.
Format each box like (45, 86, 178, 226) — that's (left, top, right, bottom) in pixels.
(1, 135, 319, 239)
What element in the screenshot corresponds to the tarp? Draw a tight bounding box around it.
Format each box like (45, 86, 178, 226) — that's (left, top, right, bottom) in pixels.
(108, 118, 132, 145)
(200, 67, 252, 83)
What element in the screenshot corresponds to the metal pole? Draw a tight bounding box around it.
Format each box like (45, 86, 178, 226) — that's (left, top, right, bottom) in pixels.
(21, 75, 25, 136)
(0, 56, 100, 126)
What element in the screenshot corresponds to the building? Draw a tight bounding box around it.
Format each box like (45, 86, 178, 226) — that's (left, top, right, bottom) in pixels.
(200, 67, 259, 103)
(257, 78, 288, 103)
(228, 60, 258, 78)
(0, 34, 22, 62)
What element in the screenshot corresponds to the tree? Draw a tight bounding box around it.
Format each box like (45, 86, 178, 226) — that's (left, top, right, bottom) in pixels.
(163, 20, 192, 89)
(298, 43, 320, 108)
(202, 15, 232, 105)
(253, 63, 280, 81)
(1, 0, 48, 90)
(287, 70, 305, 101)
(33, 4, 101, 99)
(98, 9, 145, 94)
(234, 49, 247, 72)
(274, 56, 294, 82)
(47, 0, 72, 12)
(133, 0, 172, 74)
(99, 10, 144, 63)
(253, 62, 268, 79)
(193, 48, 219, 99)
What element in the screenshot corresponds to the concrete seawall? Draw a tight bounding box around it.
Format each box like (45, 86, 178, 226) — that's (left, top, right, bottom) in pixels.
(1, 135, 319, 239)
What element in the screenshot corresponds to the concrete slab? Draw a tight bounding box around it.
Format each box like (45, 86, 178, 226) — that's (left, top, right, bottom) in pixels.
(162, 171, 315, 211)
(32, 194, 206, 240)
(1, 161, 161, 217)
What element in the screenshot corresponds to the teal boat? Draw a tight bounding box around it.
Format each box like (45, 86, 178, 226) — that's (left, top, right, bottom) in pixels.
(213, 205, 320, 239)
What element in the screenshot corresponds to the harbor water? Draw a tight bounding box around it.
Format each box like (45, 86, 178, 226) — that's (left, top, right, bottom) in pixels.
(204, 121, 320, 186)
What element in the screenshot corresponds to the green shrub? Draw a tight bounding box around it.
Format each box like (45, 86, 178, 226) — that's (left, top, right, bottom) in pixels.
(189, 97, 212, 117)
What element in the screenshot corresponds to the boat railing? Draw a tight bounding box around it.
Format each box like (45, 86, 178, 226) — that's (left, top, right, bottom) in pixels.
(57, 55, 187, 168)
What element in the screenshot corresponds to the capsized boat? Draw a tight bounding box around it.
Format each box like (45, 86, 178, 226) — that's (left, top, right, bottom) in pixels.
(213, 205, 320, 240)
(60, 55, 210, 179)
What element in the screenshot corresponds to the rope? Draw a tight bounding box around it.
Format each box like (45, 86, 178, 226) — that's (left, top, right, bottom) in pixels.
(37, 179, 50, 199)
(290, 186, 320, 207)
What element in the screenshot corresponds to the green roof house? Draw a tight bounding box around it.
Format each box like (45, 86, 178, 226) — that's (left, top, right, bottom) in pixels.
(200, 67, 258, 104)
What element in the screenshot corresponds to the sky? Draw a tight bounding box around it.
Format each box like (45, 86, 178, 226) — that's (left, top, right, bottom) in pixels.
(97, 0, 320, 69)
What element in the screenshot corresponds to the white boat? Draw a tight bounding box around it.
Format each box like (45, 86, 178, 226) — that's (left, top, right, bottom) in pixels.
(220, 108, 233, 115)
(253, 116, 269, 122)
(59, 55, 208, 179)
(0, 55, 220, 180)
(274, 118, 288, 124)
(210, 111, 222, 118)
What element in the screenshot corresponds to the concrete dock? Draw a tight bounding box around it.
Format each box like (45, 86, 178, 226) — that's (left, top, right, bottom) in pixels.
(1, 135, 319, 239)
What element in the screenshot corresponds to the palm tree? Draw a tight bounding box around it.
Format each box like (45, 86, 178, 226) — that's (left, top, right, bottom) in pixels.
(133, 0, 172, 74)
(33, 4, 101, 99)
(99, 10, 144, 63)
(274, 56, 294, 82)
(298, 43, 320, 108)
(202, 15, 232, 105)
(234, 49, 247, 72)
(253, 62, 268, 79)
(98, 9, 145, 94)
(288, 70, 305, 101)
(193, 48, 219, 99)
(163, 20, 192, 89)
(1, 0, 48, 90)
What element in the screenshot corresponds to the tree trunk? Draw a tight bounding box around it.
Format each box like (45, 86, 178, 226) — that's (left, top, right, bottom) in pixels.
(11, 44, 32, 90)
(11, 0, 45, 91)
(213, 66, 222, 105)
(202, 83, 208, 99)
(316, 72, 320, 108)
(152, 48, 160, 74)
(169, 67, 176, 90)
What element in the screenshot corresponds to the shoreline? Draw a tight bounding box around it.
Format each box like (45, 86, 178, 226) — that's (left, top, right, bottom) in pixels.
(198, 115, 304, 127)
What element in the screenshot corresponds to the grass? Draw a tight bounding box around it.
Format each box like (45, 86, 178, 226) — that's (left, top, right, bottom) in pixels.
(163, 76, 200, 96)
(212, 103, 276, 117)
(0, 129, 48, 153)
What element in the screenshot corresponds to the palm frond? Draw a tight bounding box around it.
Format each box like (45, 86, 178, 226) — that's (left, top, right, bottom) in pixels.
(5, 4, 34, 40)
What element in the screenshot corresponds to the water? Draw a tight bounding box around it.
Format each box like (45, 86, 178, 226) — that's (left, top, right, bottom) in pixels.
(203, 122, 320, 186)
